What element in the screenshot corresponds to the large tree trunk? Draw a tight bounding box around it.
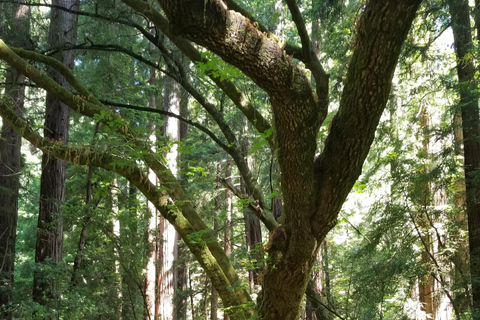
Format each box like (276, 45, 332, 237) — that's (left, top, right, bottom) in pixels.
(153, 1, 422, 319)
(32, 0, 78, 305)
(0, 2, 30, 318)
(448, 1, 480, 318)
(0, 0, 424, 318)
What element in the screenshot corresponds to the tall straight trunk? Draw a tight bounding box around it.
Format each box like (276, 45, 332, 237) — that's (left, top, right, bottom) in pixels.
(145, 65, 159, 320)
(32, 0, 78, 305)
(448, 1, 480, 319)
(159, 55, 182, 320)
(121, 184, 140, 320)
(239, 124, 263, 292)
(0, 2, 30, 318)
(174, 67, 189, 320)
(417, 108, 436, 320)
(72, 123, 99, 286)
(112, 178, 122, 313)
(224, 162, 233, 320)
(211, 163, 222, 320)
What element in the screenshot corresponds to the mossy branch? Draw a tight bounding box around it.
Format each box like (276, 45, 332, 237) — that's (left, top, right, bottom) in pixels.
(0, 97, 251, 319)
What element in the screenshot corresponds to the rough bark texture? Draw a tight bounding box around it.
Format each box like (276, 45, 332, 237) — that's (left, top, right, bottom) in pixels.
(448, 0, 480, 318)
(33, 0, 78, 305)
(143, 0, 422, 319)
(0, 0, 424, 318)
(0, 2, 30, 318)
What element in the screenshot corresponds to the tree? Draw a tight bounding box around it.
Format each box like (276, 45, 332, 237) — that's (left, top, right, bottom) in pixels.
(0, 0, 423, 318)
(0, 1, 30, 318)
(448, 0, 480, 318)
(32, 0, 79, 306)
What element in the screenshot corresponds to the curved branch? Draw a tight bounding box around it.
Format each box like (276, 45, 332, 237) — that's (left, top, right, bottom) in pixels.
(0, 97, 252, 318)
(5, 0, 273, 145)
(3, 1, 275, 223)
(1, 40, 274, 229)
(313, 0, 423, 239)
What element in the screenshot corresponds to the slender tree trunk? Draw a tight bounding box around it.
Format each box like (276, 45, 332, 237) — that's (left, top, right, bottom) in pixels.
(448, 1, 480, 318)
(211, 163, 222, 320)
(0, 2, 30, 318)
(145, 64, 159, 320)
(0, 1, 30, 320)
(33, 0, 78, 306)
(159, 52, 182, 320)
(174, 66, 189, 320)
(451, 14, 473, 319)
(71, 165, 94, 286)
(72, 123, 99, 286)
(112, 178, 122, 314)
(417, 108, 436, 320)
(224, 162, 233, 320)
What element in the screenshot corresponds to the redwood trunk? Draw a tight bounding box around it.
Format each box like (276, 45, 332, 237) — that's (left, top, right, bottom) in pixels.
(448, 1, 480, 318)
(0, 2, 30, 317)
(33, 0, 78, 305)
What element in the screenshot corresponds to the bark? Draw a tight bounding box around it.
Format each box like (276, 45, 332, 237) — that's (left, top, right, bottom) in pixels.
(174, 62, 189, 320)
(452, 111, 470, 313)
(159, 52, 182, 320)
(224, 162, 232, 320)
(448, 0, 480, 318)
(145, 64, 159, 320)
(153, 1, 421, 318)
(417, 108, 436, 320)
(0, 2, 30, 318)
(0, 0, 423, 318)
(32, 0, 79, 305)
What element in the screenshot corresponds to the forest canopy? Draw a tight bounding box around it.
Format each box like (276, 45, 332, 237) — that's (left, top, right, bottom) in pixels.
(0, 0, 479, 320)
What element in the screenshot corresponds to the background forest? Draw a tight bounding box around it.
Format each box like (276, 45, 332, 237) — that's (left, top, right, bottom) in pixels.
(0, 0, 479, 319)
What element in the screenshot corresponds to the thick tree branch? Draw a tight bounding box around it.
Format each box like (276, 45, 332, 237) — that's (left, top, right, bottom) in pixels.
(0, 40, 255, 309)
(1, 39, 275, 234)
(4, 2, 275, 226)
(222, 0, 307, 63)
(313, 0, 423, 239)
